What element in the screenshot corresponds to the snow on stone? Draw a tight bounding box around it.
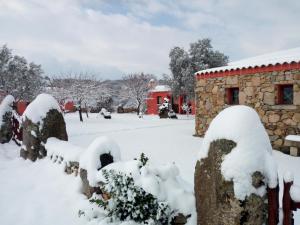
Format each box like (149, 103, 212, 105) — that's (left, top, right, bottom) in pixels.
(0, 95, 14, 126)
(45, 137, 84, 162)
(96, 160, 196, 224)
(80, 136, 121, 186)
(290, 184, 300, 202)
(150, 85, 171, 92)
(286, 135, 300, 142)
(283, 171, 294, 183)
(197, 47, 300, 74)
(22, 93, 61, 124)
(199, 105, 278, 200)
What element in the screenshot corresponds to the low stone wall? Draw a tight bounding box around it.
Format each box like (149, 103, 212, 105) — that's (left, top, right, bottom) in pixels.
(195, 69, 300, 152)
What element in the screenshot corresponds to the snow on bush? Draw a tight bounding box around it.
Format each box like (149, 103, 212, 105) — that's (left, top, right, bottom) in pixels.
(45, 137, 84, 163)
(89, 153, 196, 225)
(0, 95, 15, 126)
(22, 93, 61, 125)
(80, 136, 121, 186)
(199, 105, 278, 200)
(158, 98, 169, 111)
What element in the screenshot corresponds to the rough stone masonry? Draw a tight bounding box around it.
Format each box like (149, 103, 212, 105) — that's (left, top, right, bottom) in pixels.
(195, 69, 300, 153)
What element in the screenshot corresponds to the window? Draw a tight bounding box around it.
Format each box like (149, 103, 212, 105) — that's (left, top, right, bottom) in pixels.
(157, 96, 162, 104)
(226, 88, 239, 105)
(277, 84, 293, 105)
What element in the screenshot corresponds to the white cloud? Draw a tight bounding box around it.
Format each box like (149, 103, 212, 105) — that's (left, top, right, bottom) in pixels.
(0, 0, 299, 79)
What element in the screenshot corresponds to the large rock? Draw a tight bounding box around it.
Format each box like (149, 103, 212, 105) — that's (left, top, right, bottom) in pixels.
(21, 109, 68, 161)
(194, 106, 278, 225)
(195, 139, 267, 225)
(0, 95, 15, 143)
(20, 94, 68, 161)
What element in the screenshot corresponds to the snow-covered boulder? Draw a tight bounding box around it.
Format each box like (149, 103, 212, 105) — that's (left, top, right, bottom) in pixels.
(195, 105, 278, 225)
(0, 95, 15, 143)
(79, 136, 121, 198)
(20, 94, 68, 161)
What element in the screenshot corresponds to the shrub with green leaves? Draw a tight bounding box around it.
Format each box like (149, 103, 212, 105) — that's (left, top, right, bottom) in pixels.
(90, 154, 172, 224)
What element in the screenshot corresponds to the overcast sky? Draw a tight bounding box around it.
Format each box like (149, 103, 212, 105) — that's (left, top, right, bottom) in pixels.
(0, 0, 299, 79)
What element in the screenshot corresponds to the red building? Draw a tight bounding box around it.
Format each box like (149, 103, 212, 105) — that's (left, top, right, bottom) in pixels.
(146, 85, 195, 115)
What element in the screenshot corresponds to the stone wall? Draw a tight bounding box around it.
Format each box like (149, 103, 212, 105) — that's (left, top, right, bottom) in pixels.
(195, 69, 300, 152)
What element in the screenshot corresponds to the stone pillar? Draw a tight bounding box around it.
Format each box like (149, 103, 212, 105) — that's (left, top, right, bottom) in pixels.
(21, 109, 68, 161)
(194, 139, 268, 225)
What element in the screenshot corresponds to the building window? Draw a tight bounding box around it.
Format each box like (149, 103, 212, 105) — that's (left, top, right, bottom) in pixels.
(277, 84, 293, 105)
(157, 96, 162, 104)
(226, 88, 239, 105)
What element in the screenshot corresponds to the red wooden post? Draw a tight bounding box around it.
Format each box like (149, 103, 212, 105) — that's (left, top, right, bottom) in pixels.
(268, 185, 279, 225)
(283, 181, 293, 225)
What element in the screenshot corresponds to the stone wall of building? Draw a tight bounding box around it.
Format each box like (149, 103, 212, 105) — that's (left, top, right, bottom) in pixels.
(195, 69, 300, 152)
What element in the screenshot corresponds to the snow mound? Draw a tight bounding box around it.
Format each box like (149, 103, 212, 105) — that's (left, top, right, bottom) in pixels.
(290, 184, 300, 202)
(0, 95, 15, 126)
(45, 137, 84, 162)
(199, 105, 278, 200)
(80, 136, 121, 186)
(22, 93, 61, 124)
(96, 160, 196, 223)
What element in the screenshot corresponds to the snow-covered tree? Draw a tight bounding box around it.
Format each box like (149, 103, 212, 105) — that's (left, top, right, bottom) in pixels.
(122, 73, 155, 114)
(169, 39, 228, 99)
(47, 73, 108, 122)
(0, 45, 44, 101)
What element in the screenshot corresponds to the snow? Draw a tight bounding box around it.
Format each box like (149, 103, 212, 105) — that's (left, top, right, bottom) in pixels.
(22, 93, 61, 124)
(197, 47, 300, 74)
(0, 95, 14, 126)
(95, 159, 196, 224)
(1, 112, 300, 224)
(80, 136, 121, 186)
(45, 137, 84, 162)
(290, 185, 300, 202)
(283, 171, 294, 183)
(286, 135, 300, 142)
(150, 85, 171, 92)
(199, 105, 278, 200)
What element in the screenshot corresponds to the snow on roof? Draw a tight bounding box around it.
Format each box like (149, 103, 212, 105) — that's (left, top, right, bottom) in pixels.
(196, 47, 300, 75)
(199, 105, 278, 200)
(150, 85, 171, 92)
(22, 93, 61, 124)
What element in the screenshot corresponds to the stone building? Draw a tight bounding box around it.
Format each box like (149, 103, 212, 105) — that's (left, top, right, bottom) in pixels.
(195, 48, 300, 153)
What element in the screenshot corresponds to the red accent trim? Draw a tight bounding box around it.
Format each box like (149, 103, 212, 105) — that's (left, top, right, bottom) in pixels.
(196, 61, 300, 80)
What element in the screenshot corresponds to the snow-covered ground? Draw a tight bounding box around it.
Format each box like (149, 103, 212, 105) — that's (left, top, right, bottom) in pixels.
(0, 113, 299, 224)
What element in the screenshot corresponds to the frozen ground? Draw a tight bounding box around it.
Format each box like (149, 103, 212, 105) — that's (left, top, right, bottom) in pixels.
(0, 113, 299, 224)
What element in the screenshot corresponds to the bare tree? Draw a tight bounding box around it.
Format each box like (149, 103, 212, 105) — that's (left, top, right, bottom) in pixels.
(47, 73, 104, 122)
(122, 73, 155, 114)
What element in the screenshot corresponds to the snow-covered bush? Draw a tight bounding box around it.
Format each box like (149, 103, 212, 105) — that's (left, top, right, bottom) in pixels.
(90, 169, 171, 224)
(0, 95, 15, 143)
(158, 98, 170, 119)
(87, 153, 196, 225)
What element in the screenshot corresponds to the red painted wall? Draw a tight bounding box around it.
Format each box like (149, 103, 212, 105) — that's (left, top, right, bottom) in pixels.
(146, 91, 195, 115)
(147, 91, 171, 114)
(64, 101, 76, 112)
(16, 101, 28, 115)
